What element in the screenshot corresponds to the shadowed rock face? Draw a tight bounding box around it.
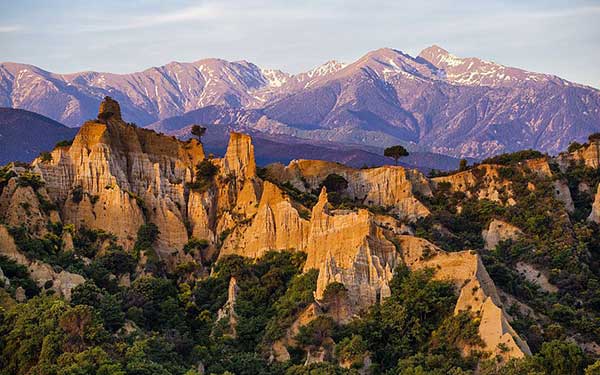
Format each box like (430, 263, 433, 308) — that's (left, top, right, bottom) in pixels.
(0, 98, 535, 362)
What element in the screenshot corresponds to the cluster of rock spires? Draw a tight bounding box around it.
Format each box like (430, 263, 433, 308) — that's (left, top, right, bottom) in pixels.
(2, 97, 600, 363)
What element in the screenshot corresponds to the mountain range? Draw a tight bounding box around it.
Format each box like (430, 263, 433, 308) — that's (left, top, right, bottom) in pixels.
(1, 45, 599, 160)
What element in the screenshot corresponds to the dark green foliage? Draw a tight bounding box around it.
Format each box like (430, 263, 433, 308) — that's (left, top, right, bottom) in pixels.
(569, 141, 585, 153)
(187, 159, 218, 192)
(125, 276, 187, 333)
(0, 165, 16, 194)
(295, 315, 337, 349)
(8, 225, 61, 262)
(97, 248, 137, 276)
(384, 144, 409, 164)
(39, 151, 52, 162)
(480, 339, 587, 375)
(459, 158, 468, 171)
(73, 227, 116, 259)
(356, 266, 458, 370)
(280, 181, 318, 209)
(589, 133, 600, 143)
(190, 125, 206, 143)
(0, 255, 39, 298)
(285, 363, 356, 374)
(70, 281, 125, 332)
(16, 171, 44, 189)
(0, 296, 108, 375)
(481, 149, 545, 165)
(54, 139, 74, 148)
(182, 237, 210, 264)
(71, 185, 84, 203)
(133, 223, 160, 265)
(335, 334, 368, 369)
(263, 269, 319, 343)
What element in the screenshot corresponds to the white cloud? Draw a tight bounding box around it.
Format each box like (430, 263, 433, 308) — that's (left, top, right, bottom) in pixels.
(0, 25, 22, 33)
(81, 4, 222, 31)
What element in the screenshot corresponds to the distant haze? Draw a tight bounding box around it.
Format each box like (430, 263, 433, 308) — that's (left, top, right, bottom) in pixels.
(0, 0, 599, 88)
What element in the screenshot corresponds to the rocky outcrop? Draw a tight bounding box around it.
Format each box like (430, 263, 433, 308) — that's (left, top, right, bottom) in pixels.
(216, 277, 239, 338)
(0, 266, 9, 288)
(588, 185, 600, 224)
(432, 165, 515, 205)
(397, 235, 531, 360)
(482, 219, 523, 250)
(222, 186, 398, 311)
(272, 302, 323, 362)
(32, 98, 205, 266)
(0, 177, 60, 236)
(515, 262, 558, 294)
(0, 225, 84, 300)
(553, 180, 574, 213)
(265, 160, 431, 220)
(559, 141, 600, 169)
(0, 98, 536, 363)
(310, 189, 397, 309)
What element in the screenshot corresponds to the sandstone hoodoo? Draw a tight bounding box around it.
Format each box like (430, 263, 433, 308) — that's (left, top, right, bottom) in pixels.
(2, 97, 600, 373)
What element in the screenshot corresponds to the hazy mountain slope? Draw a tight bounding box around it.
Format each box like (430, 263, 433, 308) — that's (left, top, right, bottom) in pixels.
(147, 105, 465, 170)
(0, 108, 77, 164)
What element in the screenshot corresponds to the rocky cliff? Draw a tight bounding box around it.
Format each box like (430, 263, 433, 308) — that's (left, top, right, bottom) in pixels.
(0, 97, 538, 363)
(265, 160, 431, 220)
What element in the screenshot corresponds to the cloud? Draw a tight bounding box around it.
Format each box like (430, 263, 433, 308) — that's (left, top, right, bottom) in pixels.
(81, 1, 339, 32)
(528, 5, 600, 19)
(0, 25, 22, 33)
(81, 4, 222, 31)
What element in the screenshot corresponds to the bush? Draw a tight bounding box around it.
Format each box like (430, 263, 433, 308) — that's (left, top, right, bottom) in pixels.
(481, 149, 545, 165)
(16, 171, 44, 190)
(568, 141, 585, 153)
(134, 223, 160, 254)
(39, 152, 52, 162)
(55, 139, 74, 148)
(188, 159, 218, 192)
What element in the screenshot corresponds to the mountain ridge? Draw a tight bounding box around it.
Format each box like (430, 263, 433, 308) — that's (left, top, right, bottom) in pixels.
(2, 46, 599, 159)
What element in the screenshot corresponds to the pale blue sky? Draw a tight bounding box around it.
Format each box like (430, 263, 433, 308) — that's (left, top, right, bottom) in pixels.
(1, 0, 599, 88)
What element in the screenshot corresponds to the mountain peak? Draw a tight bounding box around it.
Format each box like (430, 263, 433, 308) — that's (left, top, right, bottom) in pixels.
(418, 45, 465, 68)
(306, 60, 346, 78)
(419, 45, 450, 58)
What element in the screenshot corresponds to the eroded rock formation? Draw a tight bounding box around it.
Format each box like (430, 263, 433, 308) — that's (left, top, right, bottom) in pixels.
(265, 159, 431, 220)
(483, 219, 523, 250)
(0, 98, 535, 363)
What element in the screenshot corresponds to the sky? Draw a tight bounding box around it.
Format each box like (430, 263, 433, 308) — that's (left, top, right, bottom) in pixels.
(1, 0, 599, 88)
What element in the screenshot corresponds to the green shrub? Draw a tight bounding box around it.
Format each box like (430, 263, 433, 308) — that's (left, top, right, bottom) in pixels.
(54, 139, 74, 148)
(16, 171, 44, 190)
(187, 159, 219, 192)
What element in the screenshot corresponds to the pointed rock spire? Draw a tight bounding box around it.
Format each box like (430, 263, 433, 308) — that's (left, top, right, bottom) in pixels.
(223, 132, 256, 179)
(312, 186, 330, 216)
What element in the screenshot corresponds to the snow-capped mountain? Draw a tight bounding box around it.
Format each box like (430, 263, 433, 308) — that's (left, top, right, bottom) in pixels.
(1, 46, 599, 159)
